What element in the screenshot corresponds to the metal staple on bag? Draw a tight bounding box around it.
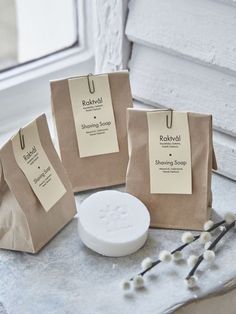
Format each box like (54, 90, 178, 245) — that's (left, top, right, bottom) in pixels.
(87, 73, 95, 94)
(18, 128, 25, 150)
(166, 109, 173, 129)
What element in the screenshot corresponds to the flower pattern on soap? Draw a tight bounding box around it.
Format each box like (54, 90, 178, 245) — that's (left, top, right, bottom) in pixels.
(99, 204, 132, 232)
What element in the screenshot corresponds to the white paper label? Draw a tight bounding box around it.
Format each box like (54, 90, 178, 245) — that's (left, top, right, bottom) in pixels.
(68, 74, 119, 158)
(12, 120, 66, 211)
(147, 111, 192, 194)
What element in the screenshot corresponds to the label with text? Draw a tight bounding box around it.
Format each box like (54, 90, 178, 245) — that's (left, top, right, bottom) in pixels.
(147, 111, 192, 194)
(68, 74, 119, 157)
(12, 120, 66, 211)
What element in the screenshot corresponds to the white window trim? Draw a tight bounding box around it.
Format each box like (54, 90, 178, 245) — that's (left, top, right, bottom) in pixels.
(0, 0, 94, 137)
(0, 0, 94, 90)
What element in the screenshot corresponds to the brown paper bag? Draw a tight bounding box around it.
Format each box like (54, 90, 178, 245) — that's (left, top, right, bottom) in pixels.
(0, 114, 76, 253)
(50, 71, 133, 192)
(126, 108, 217, 230)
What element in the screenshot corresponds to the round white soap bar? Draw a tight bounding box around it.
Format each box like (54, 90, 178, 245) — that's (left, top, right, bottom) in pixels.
(78, 190, 150, 257)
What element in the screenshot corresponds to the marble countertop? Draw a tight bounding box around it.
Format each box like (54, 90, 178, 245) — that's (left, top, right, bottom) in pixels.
(0, 173, 235, 314)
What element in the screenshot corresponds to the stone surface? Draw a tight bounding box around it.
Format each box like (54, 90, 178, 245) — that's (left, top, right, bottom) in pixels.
(0, 174, 235, 314)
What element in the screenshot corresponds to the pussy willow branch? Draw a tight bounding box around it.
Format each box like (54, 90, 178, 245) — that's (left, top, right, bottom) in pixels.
(130, 219, 225, 280)
(185, 220, 235, 280)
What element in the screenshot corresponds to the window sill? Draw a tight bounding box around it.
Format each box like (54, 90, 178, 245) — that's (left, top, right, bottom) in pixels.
(0, 48, 94, 90)
(0, 54, 94, 138)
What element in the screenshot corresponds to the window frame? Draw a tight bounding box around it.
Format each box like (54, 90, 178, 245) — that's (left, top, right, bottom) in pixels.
(0, 0, 94, 90)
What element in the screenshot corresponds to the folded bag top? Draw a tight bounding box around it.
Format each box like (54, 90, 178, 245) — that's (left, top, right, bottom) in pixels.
(126, 108, 217, 231)
(50, 71, 133, 192)
(0, 114, 76, 253)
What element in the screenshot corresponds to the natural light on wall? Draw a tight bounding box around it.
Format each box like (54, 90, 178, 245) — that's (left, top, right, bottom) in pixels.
(0, 0, 78, 71)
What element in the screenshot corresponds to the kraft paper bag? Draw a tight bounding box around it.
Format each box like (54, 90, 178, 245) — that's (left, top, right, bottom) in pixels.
(0, 114, 76, 253)
(126, 108, 217, 231)
(50, 71, 133, 192)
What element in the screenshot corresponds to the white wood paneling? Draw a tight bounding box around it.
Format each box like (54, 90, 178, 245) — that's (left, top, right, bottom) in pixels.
(129, 44, 236, 137)
(126, 0, 236, 75)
